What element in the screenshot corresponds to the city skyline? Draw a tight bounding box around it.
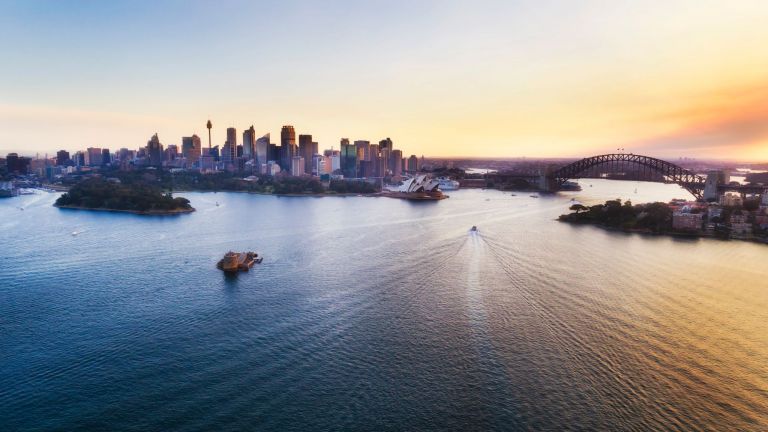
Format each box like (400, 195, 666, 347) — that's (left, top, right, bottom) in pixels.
(2, 1, 768, 160)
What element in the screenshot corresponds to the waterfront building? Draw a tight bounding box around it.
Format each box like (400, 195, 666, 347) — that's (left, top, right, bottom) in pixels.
(280, 125, 296, 172)
(56, 150, 70, 166)
(299, 134, 314, 174)
(340, 138, 357, 178)
(291, 156, 305, 176)
(146, 134, 163, 167)
(720, 193, 743, 207)
(243, 126, 256, 160)
(672, 211, 703, 231)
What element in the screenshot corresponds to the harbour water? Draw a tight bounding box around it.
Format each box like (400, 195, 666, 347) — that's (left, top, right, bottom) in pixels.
(1, 180, 766, 431)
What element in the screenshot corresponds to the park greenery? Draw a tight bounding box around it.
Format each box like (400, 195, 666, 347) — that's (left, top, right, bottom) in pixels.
(55, 177, 193, 213)
(559, 199, 674, 233)
(61, 168, 381, 199)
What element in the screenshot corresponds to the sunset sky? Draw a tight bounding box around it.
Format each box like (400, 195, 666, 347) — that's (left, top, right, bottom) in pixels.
(2, 0, 768, 160)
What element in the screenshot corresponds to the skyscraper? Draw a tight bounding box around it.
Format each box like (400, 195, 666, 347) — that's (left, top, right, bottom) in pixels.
(291, 156, 305, 176)
(243, 126, 256, 160)
(56, 150, 70, 166)
(340, 138, 357, 178)
(146, 134, 163, 167)
(280, 125, 296, 172)
(391, 149, 403, 177)
(298, 134, 313, 175)
(87, 147, 103, 166)
(355, 140, 371, 161)
(256, 133, 270, 165)
(226, 127, 237, 162)
(181, 135, 202, 167)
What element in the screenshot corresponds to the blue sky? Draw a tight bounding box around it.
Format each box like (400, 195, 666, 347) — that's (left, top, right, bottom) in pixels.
(2, 0, 768, 160)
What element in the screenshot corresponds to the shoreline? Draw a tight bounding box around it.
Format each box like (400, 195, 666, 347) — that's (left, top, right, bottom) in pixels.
(54, 204, 195, 216)
(558, 220, 767, 245)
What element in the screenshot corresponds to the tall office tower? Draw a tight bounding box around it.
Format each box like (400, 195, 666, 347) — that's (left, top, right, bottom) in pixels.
(74, 151, 85, 167)
(146, 134, 163, 166)
(340, 138, 357, 178)
(354, 140, 371, 161)
(369, 144, 380, 177)
(291, 156, 305, 176)
(243, 126, 256, 160)
(226, 127, 237, 162)
(56, 150, 70, 166)
(380, 147, 391, 175)
(101, 148, 111, 165)
(255, 133, 270, 165)
(324, 149, 340, 172)
(164, 145, 178, 162)
(407, 154, 419, 172)
(379, 137, 393, 152)
(221, 142, 233, 163)
(391, 149, 403, 177)
(280, 125, 296, 171)
(181, 135, 202, 167)
(267, 143, 279, 163)
(298, 134, 313, 174)
(87, 147, 103, 166)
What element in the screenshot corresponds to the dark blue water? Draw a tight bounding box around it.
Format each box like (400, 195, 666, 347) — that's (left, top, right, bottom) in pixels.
(2, 182, 767, 431)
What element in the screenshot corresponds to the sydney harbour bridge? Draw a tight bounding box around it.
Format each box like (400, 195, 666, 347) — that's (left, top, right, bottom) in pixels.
(488, 153, 764, 201)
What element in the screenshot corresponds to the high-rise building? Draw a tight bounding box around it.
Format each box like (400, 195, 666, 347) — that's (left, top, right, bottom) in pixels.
(221, 142, 233, 163)
(369, 144, 381, 177)
(256, 133, 270, 165)
(280, 125, 296, 171)
(407, 154, 419, 172)
(243, 126, 256, 160)
(291, 156, 305, 176)
(354, 140, 371, 161)
(181, 135, 202, 167)
(101, 148, 111, 165)
(56, 150, 70, 166)
(146, 134, 163, 166)
(340, 138, 357, 178)
(87, 147, 103, 166)
(6, 153, 30, 174)
(298, 134, 314, 174)
(379, 138, 393, 152)
(391, 149, 403, 177)
(225, 127, 237, 162)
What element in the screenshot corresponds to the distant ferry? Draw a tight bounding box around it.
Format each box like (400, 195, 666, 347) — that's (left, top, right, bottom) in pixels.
(437, 177, 460, 191)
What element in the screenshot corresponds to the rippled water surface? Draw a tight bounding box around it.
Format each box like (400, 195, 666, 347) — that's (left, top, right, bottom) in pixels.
(1, 180, 766, 431)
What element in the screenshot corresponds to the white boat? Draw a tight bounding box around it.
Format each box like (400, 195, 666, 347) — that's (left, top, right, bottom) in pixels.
(437, 177, 460, 191)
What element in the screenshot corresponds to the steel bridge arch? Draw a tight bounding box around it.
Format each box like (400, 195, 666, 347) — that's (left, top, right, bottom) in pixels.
(548, 153, 706, 199)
